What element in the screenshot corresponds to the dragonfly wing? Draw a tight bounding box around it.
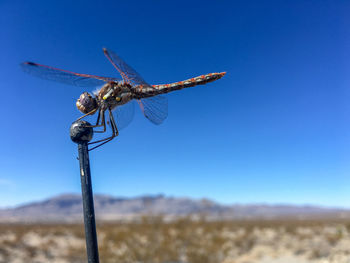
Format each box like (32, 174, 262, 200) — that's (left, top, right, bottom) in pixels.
(138, 95, 168, 125)
(21, 61, 120, 87)
(114, 100, 135, 130)
(103, 48, 168, 125)
(103, 48, 149, 86)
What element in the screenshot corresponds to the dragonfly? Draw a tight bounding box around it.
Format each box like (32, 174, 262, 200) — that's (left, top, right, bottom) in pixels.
(21, 48, 226, 150)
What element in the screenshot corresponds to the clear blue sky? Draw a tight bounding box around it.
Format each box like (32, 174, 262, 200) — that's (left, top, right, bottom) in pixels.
(1, 0, 349, 208)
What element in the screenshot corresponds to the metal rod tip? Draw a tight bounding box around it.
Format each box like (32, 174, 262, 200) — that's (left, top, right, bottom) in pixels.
(70, 120, 94, 143)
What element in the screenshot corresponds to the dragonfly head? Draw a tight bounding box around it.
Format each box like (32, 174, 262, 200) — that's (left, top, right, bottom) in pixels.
(76, 92, 98, 114)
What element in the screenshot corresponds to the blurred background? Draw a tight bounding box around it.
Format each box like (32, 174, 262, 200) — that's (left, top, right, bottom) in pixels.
(0, 0, 350, 262)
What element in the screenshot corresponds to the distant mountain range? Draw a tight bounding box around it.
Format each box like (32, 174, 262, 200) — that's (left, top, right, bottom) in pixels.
(0, 194, 349, 222)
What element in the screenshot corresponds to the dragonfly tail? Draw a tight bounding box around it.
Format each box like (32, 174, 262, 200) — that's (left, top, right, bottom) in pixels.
(152, 72, 226, 95)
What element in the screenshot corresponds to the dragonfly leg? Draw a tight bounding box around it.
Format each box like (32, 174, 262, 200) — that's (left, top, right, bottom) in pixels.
(84, 109, 101, 128)
(90, 110, 107, 133)
(88, 109, 119, 151)
(75, 109, 97, 122)
(109, 107, 119, 137)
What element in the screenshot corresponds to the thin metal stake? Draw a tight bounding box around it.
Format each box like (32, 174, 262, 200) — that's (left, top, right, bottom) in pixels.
(70, 120, 100, 263)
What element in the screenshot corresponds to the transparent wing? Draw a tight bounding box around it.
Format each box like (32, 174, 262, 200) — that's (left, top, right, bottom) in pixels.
(113, 100, 135, 130)
(138, 95, 168, 125)
(103, 48, 149, 87)
(21, 61, 120, 87)
(103, 48, 168, 125)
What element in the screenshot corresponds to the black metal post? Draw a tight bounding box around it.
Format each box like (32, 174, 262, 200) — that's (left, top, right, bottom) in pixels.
(70, 120, 100, 263)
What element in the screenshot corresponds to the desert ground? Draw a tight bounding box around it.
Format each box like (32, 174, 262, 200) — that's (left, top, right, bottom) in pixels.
(1, 218, 350, 263)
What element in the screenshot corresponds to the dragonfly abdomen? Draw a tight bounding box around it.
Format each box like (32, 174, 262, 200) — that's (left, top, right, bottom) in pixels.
(153, 72, 226, 94)
(135, 72, 226, 98)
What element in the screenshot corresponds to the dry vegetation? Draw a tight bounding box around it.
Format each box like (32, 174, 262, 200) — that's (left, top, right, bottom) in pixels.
(1, 217, 350, 263)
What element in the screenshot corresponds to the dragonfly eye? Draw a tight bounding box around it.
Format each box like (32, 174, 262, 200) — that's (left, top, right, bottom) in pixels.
(76, 92, 97, 114)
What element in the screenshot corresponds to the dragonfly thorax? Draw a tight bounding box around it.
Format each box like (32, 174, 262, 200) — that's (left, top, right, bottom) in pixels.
(97, 81, 133, 110)
(76, 92, 98, 114)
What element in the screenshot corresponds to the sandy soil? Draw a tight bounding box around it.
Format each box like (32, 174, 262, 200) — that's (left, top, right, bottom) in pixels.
(1, 219, 350, 263)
